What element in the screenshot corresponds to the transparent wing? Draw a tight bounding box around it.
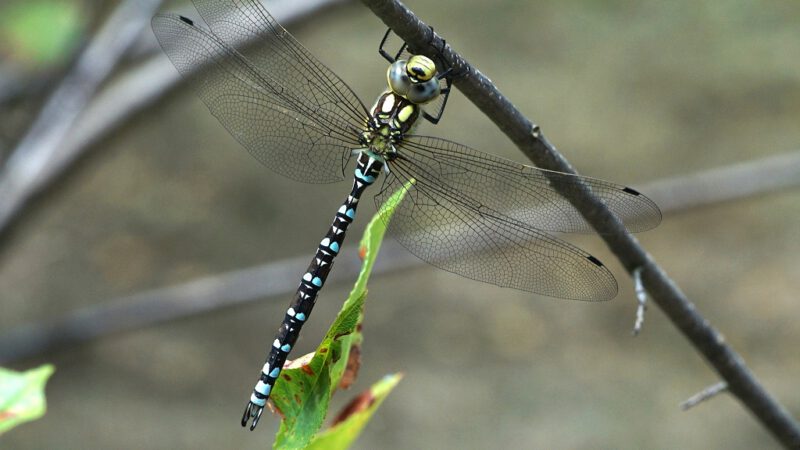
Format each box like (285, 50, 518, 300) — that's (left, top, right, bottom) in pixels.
(375, 168, 618, 301)
(373, 135, 662, 300)
(152, 12, 366, 183)
(396, 136, 661, 234)
(189, 0, 369, 133)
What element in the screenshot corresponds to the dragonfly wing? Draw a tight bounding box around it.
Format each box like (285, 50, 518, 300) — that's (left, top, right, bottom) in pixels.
(152, 13, 364, 183)
(374, 165, 618, 301)
(189, 0, 369, 132)
(398, 135, 661, 233)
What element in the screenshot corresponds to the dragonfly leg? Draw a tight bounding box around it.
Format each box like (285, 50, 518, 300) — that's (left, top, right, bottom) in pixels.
(420, 27, 465, 125)
(422, 75, 452, 124)
(378, 28, 407, 63)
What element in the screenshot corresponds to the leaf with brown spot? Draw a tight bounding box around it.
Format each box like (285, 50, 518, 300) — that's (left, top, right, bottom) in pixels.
(338, 345, 361, 390)
(331, 386, 374, 427)
(307, 374, 403, 450)
(270, 184, 410, 449)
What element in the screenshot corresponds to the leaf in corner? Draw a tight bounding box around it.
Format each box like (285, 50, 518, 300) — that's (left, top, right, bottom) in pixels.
(0, 365, 55, 435)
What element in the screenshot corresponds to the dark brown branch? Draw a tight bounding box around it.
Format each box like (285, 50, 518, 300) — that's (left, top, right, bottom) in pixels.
(360, 0, 800, 447)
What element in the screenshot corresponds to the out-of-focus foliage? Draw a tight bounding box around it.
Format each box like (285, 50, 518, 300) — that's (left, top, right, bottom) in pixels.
(0, 1, 85, 69)
(0, 365, 54, 435)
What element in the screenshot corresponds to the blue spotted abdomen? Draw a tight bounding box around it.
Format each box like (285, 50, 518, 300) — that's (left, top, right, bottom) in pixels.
(243, 152, 384, 428)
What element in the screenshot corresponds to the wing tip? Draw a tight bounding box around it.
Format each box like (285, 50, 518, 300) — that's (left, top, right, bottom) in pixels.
(619, 185, 664, 233)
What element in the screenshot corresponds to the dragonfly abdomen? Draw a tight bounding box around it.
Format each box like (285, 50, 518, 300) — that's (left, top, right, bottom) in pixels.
(242, 152, 383, 430)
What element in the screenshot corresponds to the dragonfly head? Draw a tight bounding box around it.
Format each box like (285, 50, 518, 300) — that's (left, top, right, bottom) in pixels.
(387, 55, 441, 104)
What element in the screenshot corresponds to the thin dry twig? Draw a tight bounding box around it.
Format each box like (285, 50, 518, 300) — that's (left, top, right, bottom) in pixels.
(682, 381, 730, 411)
(632, 267, 647, 336)
(0, 240, 418, 363)
(359, 0, 800, 447)
(644, 152, 800, 213)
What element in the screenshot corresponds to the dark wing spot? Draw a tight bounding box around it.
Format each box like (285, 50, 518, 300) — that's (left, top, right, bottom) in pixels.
(622, 186, 641, 196)
(586, 255, 604, 267)
(179, 16, 194, 26)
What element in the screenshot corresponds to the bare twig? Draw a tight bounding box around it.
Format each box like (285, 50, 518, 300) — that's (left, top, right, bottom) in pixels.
(0, 0, 165, 234)
(0, 157, 783, 360)
(359, 0, 800, 447)
(632, 267, 647, 336)
(0, 240, 418, 363)
(644, 151, 800, 213)
(0, 0, 348, 243)
(0, 152, 794, 360)
(682, 382, 729, 411)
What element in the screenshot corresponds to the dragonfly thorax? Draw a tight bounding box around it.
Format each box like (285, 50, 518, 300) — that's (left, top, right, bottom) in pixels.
(361, 91, 421, 159)
(359, 56, 442, 159)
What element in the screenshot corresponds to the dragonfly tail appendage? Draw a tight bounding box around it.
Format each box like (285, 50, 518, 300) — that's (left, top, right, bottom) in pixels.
(242, 401, 264, 430)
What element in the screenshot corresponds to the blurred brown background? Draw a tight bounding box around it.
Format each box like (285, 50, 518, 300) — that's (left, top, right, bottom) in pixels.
(1, 0, 799, 448)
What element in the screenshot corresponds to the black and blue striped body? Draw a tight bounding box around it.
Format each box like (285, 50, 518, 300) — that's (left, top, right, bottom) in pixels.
(242, 151, 384, 429)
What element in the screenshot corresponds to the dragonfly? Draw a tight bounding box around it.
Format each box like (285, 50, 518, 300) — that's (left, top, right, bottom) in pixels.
(152, 0, 661, 431)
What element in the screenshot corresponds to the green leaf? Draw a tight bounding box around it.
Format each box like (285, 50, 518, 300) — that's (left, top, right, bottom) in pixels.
(0, 365, 55, 435)
(306, 374, 403, 450)
(0, 1, 84, 67)
(270, 182, 411, 450)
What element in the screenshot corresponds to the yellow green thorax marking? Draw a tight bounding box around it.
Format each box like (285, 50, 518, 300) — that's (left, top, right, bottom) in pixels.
(361, 91, 420, 158)
(397, 104, 415, 123)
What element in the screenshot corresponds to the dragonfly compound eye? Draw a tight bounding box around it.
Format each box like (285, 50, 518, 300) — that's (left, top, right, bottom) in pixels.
(406, 55, 436, 81)
(407, 78, 441, 104)
(387, 60, 412, 96)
